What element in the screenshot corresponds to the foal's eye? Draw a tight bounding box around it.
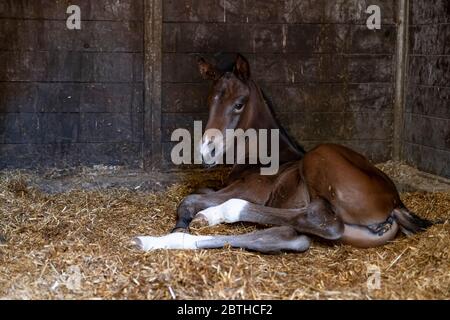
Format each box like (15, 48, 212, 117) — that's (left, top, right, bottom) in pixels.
(234, 103, 245, 113)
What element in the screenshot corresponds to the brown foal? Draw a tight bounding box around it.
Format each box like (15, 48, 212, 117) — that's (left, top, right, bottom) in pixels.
(134, 54, 432, 253)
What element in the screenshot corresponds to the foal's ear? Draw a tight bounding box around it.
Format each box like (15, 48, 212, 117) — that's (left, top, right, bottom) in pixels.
(197, 57, 220, 80)
(233, 54, 250, 81)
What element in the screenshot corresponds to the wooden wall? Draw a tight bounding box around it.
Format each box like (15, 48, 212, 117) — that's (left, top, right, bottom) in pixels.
(160, 0, 398, 167)
(0, 0, 447, 177)
(0, 0, 145, 169)
(404, 0, 450, 178)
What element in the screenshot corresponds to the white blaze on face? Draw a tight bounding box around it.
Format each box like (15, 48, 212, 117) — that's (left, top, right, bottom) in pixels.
(133, 233, 214, 251)
(199, 138, 213, 162)
(199, 129, 224, 165)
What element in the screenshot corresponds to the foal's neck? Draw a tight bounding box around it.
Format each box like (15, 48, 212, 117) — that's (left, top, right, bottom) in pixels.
(229, 81, 304, 180)
(249, 81, 304, 163)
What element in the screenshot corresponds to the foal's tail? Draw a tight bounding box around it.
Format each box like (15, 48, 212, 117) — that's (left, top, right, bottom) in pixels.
(393, 206, 441, 236)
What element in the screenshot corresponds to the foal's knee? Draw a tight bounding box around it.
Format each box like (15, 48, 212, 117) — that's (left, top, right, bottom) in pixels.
(173, 194, 204, 232)
(323, 218, 345, 240)
(177, 194, 202, 213)
(297, 198, 345, 240)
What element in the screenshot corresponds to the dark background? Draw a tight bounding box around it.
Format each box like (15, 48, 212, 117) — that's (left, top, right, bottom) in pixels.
(0, 0, 448, 178)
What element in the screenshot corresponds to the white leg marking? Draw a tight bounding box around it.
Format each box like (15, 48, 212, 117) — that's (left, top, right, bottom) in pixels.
(197, 199, 248, 226)
(133, 233, 213, 251)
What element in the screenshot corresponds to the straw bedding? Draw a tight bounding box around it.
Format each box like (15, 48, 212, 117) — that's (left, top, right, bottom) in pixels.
(0, 167, 449, 300)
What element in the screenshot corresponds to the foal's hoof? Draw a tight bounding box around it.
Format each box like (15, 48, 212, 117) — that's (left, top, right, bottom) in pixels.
(171, 227, 190, 234)
(0, 235, 6, 244)
(190, 214, 210, 228)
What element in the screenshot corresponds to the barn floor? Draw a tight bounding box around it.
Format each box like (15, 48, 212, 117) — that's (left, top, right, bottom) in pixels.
(0, 163, 449, 300)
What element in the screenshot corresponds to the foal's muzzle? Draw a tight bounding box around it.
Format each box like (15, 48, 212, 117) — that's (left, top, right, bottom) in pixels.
(199, 136, 224, 166)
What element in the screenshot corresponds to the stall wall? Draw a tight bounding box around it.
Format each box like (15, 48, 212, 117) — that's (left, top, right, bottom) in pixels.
(4, 0, 448, 178)
(161, 0, 398, 167)
(404, 0, 450, 178)
(0, 0, 145, 169)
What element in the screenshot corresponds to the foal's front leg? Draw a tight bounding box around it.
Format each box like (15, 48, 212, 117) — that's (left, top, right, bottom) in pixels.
(172, 192, 234, 233)
(135, 226, 310, 254)
(173, 171, 273, 233)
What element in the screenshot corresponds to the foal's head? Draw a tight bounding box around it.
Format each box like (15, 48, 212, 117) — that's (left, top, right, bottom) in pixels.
(198, 54, 304, 168)
(197, 54, 272, 164)
(198, 54, 253, 129)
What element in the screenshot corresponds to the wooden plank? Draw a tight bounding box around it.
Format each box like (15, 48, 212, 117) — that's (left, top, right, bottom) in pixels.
(0, 83, 143, 113)
(0, 20, 143, 52)
(0, 51, 143, 82)
(393, 0, 409, 161)
(0, 0, 144, 21)
(79, 113, 143, 143)
(143, 0, 163, 170)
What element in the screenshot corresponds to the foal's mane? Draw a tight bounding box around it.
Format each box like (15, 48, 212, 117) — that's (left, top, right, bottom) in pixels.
(259, 89, 307, 157)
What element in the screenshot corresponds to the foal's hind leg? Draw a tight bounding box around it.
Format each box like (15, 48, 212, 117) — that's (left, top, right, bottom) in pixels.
(134, 226, 310, 254)
(192, 198, 345, 240)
